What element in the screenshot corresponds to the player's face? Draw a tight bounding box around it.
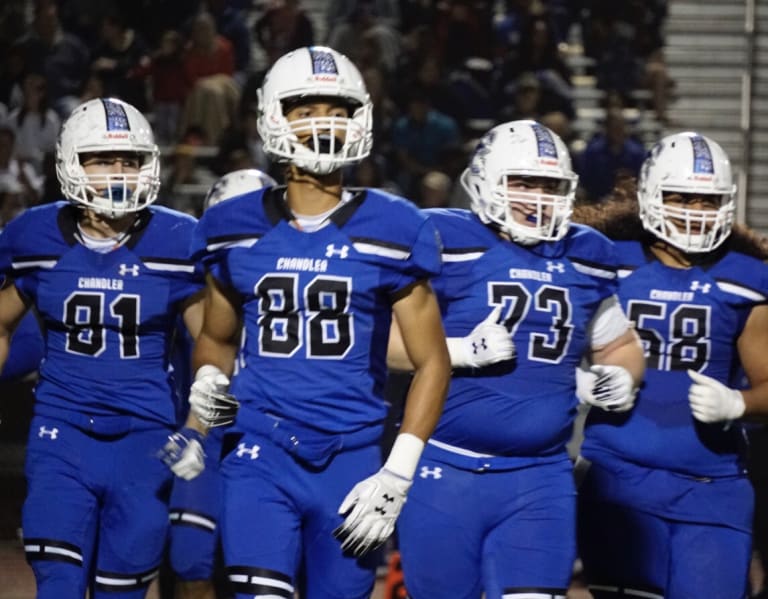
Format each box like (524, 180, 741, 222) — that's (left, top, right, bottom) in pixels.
(662, 191, 725, 234)
(81, 152, 142, 192)
(506, 175, 564, 228)
(284, 98, 352, 154)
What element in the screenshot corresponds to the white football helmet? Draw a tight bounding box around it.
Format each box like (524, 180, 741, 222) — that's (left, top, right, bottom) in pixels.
(638, 132, 736, 253)
(460, 120, 578, 245)
(257, 46, 373, 175)
(56, 98, 160, 218)
(204, 169, 277, 211)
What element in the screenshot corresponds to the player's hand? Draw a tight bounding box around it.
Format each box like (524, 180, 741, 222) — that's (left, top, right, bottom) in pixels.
(158, 427, 205, 480)
(334, 468, 412, 556)
(189, 365, 239, 428)
(447, 305, 515, 368)
(576, 364, 636, 412)
(688, 370, 745, 423)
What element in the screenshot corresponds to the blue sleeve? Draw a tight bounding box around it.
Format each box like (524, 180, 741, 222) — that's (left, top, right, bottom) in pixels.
(1, 311, 44, 381)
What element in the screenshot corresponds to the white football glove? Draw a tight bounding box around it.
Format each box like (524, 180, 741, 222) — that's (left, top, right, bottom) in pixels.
(189, 365, 239, 428)
(688, 370, 745, 424)
(334, 468, 412, 556)
(446, 305, 515, 368)
(158, 427, 206, 480)
(576, 364, 637, 413)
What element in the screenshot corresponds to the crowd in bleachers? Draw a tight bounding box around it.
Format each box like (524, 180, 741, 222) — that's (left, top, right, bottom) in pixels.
(0, 0, 674, 224)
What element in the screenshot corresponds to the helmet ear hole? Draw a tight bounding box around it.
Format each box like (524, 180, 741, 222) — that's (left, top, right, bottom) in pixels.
(461, 120, 578, 244)
(257, 46, 373, 175)
(56, 98, 160, 218)
(638, 132, 736, 253)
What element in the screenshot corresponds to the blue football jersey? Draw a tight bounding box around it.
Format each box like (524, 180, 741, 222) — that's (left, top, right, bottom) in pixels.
(0, 202, 204, 426)
(582, 241, 768, 477)
(192, 187, 442, 435)
(427, 209, 619, 459)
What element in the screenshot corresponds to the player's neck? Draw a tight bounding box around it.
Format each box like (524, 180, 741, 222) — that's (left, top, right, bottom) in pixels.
(78, 209, 137, 240)
(285, 166, 342, 216)
(649, 241, 694, 268)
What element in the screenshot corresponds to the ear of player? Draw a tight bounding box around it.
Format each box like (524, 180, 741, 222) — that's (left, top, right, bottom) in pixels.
(189, 364, 240, 428)
(576, 364, 637, 412)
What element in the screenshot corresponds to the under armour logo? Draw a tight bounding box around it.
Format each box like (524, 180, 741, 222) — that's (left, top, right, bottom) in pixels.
(471, 339, 488, 355)
(546, 261, 565, 273)
(690, 280, 711, 293)
(235, 442, 260, 460)
(119, 264, 140, 276)
(325, 244, 349, 259)
(38, 426, 59, 439)
(375, 506, 387, 515)
(419, 466, 443, 479)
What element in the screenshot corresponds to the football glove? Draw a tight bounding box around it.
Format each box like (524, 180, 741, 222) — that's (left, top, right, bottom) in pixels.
(576, 364, 636, 413)
(334, 468, 412, 557)
(189, 365, 239, 428)
(158, 427, 205, 480)
(688, 369, 745, 424)
(446, 305, 515, 368)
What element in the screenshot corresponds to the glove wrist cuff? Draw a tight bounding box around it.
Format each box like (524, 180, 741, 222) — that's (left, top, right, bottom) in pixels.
(383, 433, 425, 480)
(446, 337, 471, 368)
(195, 364, 225, 382)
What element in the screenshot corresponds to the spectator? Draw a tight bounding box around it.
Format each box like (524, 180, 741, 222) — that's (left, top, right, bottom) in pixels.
(179, 11, 240, 144)
(90, 9, 151, 111)
(207, 0, 253, 77)
(575, 108, 647, 203)
(390, 86, 461, 198)
(12, 0, 90, 118)
(7, 71, 60, 174)
(143, 29, 188, 145)
(254, 0, 315, 67)
(0, 125, 44, 202)
(418, 170, 452, 208)
(326, 1, 401, 74)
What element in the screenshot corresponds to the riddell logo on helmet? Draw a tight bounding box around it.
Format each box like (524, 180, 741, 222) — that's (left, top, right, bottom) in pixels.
(313, 74, 338, 82)
(105, 132, 129, 139)
(692, 174, 713, 181)
(538, 158, 558, 166)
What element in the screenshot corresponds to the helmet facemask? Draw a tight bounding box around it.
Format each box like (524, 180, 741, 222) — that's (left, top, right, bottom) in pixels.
(461, 120, 578, 245)
(56, 98, 161, 219)
(56, 150, 161, 219)
(257, 47, 374, 176)
(638, 132, 736, 253)
(643, 190, 735, 253)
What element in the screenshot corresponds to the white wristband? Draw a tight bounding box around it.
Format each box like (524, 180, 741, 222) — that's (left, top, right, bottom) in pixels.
(383, 432, 425, 481)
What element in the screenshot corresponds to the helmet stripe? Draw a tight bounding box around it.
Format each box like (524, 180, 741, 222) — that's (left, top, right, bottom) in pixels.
(308, 47, 339, 75)
(690, 135, 714, 174)
(530, 122, 558, 162)
(100, 99, 130, 131)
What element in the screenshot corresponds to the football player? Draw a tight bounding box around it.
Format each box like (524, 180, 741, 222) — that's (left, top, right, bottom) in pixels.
(388, 120, 645, 599)
(168, 168, 276, 599)
(187, 46, 451, 599)
(576, 132, 768, 599)
(0, 97, 206, 598)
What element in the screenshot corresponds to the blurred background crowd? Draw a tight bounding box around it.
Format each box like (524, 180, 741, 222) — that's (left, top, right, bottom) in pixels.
(0, 0, 674, 222)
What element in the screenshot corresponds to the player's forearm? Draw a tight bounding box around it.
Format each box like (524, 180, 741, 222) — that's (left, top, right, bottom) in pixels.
(0, 334, 10, 376)
(192, 331, 238, 377)
(592, 329, 645, 387)
(740, 380, 768, 417)
(399, 354, 450, 442)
